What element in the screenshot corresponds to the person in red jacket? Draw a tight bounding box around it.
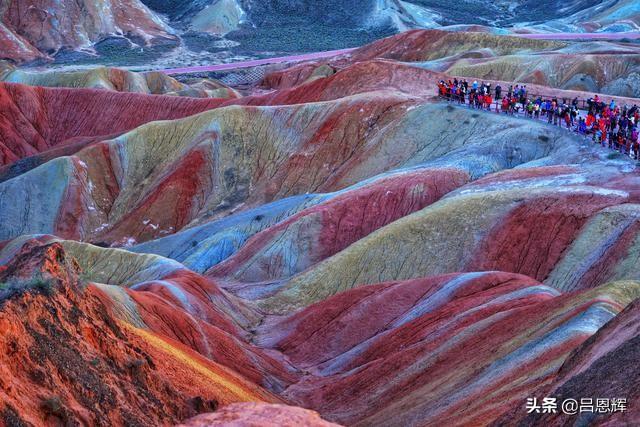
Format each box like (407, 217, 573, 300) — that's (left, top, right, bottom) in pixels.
(484, 94, 493, 111)
(599, 117, 609, 147)
(501, 97, 509, 114)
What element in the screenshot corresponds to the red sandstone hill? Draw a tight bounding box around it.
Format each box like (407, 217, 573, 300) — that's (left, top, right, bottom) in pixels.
(0, 242, 278, 426)
(0, 82, 223, 166)
(261, 29, 640, 99)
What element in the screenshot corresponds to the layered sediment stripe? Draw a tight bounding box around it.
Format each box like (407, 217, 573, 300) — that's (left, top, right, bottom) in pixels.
(124, 325, 279, 404)
(208, 168, 469, 285)
(0, 82, 224, 166)
(133, 193, 326, 273)
(259, 186, 628, 313)
(276, 279, 639, 426)
(546, 204, 640, 291)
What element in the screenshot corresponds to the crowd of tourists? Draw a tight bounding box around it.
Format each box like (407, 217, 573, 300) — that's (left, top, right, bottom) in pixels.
(437, 79, 640, 160)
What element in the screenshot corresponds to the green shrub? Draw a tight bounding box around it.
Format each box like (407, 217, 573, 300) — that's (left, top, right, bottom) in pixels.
(0, 274, 56, 302)
(40, 396, 67, 420)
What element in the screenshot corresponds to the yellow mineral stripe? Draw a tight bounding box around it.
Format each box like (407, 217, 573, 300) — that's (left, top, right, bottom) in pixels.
(125, 324, 275, 403)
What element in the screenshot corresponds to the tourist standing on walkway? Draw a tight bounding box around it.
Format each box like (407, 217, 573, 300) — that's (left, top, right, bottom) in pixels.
(436, 80, 640, 160)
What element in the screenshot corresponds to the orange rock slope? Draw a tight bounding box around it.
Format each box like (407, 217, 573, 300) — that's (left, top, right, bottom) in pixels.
(0, 242, 278, 426)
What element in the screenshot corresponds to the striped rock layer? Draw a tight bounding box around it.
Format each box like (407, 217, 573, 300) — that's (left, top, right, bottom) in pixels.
(1, 33, 640, 426)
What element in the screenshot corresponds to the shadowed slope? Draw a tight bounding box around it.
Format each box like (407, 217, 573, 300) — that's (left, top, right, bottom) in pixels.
(546, 204, 640, 292)
(0, 22, 43, 63)
(131, 193, 325, 274)
(496, 294, 640, 426)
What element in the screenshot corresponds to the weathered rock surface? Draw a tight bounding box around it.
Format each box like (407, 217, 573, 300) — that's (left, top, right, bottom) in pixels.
(0, 242, 277, 426)
(0, 0, 176, 63)
(1, 29, 640, 426)
(495, 294, 640, 426)
(257, 273, 639, 426)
